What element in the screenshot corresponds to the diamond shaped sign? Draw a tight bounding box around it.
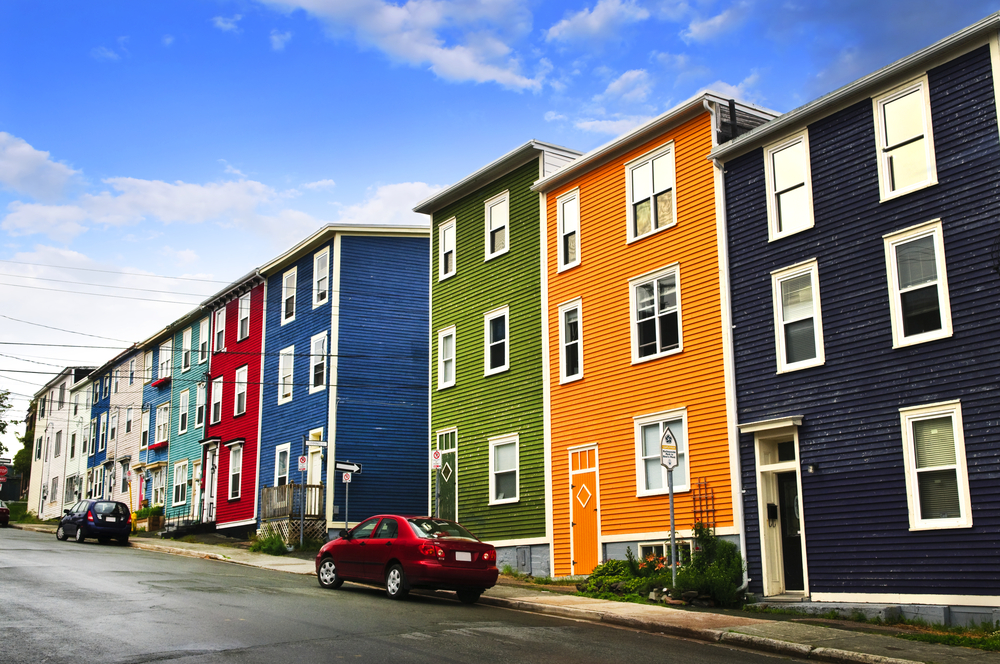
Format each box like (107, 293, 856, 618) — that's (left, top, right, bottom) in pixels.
(441, 461, 453, 483)
(576, 484, 592, 508)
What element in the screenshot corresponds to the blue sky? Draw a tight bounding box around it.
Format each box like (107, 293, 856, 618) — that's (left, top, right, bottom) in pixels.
(1, 0, 998, 455)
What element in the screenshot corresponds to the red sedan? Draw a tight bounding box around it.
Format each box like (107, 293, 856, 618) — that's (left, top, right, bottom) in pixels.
(0, 500, 8, 526)
(316, 515, 498, 604)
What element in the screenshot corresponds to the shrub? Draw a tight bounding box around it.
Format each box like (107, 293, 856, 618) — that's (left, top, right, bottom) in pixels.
(249, 534, 289, 556)
(134, 505, 164, 519)
(672, 523, 745, 607)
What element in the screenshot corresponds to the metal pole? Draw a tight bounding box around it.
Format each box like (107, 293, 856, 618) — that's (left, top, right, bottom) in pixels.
(435, 466, 440, 517)
(344, 479, 349, 530)
(300, 435, 306, 550)
(668, 469, 677, 589)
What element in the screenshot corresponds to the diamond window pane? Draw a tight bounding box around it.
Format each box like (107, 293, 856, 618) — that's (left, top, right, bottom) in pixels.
(918, 469, 961, 519)
(781, 275, 813, 321)
(772, 141, 805, 192)
(913, 416, 956, 468)
(652, 154, 672, 193)
(883, 89, 924, 147)
(632, 161, 651, 202)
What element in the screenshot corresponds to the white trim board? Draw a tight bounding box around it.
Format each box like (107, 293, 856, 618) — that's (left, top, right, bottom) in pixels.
(811, 592, 1000, 608)
(600, 526, 740, 543)
(485, 537, 550, 548)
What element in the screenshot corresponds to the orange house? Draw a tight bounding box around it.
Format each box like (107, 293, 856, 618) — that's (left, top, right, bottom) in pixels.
(534, 94, 777, 577)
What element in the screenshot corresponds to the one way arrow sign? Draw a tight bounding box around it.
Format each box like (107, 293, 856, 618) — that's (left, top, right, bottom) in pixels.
(334, 460, 362, 474)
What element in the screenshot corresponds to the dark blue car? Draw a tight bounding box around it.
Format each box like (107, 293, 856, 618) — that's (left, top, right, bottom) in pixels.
(56, 500, 131, 545)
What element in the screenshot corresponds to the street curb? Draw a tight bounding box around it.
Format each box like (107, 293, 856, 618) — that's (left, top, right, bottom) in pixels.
(127, 539, 316, 575)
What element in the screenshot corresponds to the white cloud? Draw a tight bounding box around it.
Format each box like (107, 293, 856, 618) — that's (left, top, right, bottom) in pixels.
(90, 46, 120, 61)
(302, 179, 336, 190)
(2, 202, 88, 242)
(161, 246, 199, 264)
(334, 182, 439, 226)
(682, 3, 748, 43)
(574, 115, 654, 135)
(699, 71, 763, 103)
(544, 111, 567, 122)
(595, 69, 652, 103)
(270, 29, 292, 51)
(162, 34, 174, 46)
(652, 51, 690, 70)
(212, 14, 243, 33)
(0, 133, 80, 201)
(218, 159, 247, 177)
(546, 0, 650, 43)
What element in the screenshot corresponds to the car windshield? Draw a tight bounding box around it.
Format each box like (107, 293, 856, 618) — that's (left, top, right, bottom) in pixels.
(94, 502, 120, 515)
(407, 518, 479, 541)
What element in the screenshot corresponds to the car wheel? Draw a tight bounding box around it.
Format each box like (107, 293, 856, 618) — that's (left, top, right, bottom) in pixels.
(317, 558, 343, 589)
(117, 535, 129, 546)
(56, 525, 68, 541)
(74, 527, 85, 543)
(457, 589, 483, 605)
(385, 564, 409, 600)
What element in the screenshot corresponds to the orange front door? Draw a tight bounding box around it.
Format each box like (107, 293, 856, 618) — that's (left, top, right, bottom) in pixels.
(570, 447, 599, 575)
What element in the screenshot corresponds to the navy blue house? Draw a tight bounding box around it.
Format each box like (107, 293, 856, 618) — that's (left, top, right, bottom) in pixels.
(712, 14, 1000, 614)
(258, 225, 429, 539)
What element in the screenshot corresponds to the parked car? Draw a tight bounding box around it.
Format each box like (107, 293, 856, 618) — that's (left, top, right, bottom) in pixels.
(316, 515, 499, 604)
(0, 500, 8, 526)
(56, 500, 131, 545)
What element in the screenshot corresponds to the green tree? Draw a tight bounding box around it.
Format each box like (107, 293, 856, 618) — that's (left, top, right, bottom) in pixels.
(0, 389, 15, 457)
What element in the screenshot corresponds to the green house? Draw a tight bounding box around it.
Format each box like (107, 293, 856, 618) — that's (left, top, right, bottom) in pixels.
(414, 141, 580, 575)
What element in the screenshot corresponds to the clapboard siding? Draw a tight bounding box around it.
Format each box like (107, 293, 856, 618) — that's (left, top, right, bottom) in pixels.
(166, 319, 210, 518)
(430, 156, 547, 541)
(726, 44, 1000, 596)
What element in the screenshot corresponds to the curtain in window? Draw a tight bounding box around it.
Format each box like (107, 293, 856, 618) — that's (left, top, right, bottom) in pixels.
(913, 416, 960, 519)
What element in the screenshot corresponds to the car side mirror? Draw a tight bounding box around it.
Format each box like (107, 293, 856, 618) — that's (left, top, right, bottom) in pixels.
(338, 529, 351, 540)
(64, 509, 71, 514)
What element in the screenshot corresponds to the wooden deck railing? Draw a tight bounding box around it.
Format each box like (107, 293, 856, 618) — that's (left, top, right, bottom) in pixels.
(261, 483, 325, 520)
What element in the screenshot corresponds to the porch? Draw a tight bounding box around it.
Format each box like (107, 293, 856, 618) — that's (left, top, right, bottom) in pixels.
(258, 483, 326, 544)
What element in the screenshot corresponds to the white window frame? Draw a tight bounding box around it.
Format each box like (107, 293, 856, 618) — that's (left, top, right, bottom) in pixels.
(125, 407, 133, 434)
(309, 333, 327, 394)
(281, 267, 297, 325)
(557, 188, 581, 271)
(103, 376, 109, 398)
(634, 408, 690, 497)
(144, 351, 153, 384)
(764, 130, 815, 241)
(214, 308, 226, 353)
(155, 402, 170, 444)
(178, 389, 190, 434)
(899, 400, 971, 531)
(195, 383, 206, 428)
(99, 414, 107, 452)
(152, 468, 165, 505)
(874, 75, 938, 202)
(628, 264, 682, 364)
(238, 292, 251, 341)
(158, 339, 172, 380)
(438, 217, 457, 280)
(54, 430, 62, 457)
(625, 141, 677, 243)
(210, 377, 223, 424)
(172, 461, 188, 506)
(234, 365, 248, 416)
(483, 190, 510, 261)
(483, 306, 510, 376)
(275, 443, 291, 487)
(313, 247, 330, 307)
(771, 259, 825, 373)
(73, 393, 80, 416)
(488, 434, 519, 506)
(228, 444, 243, 500)
(182, 328, 192, 371)
(109, 414, 117, 443)
(558, 298, 583, 383)
(198, 318, 210, 363)
(113, 372, 119, 394)
(140, 411, 149, 449)
(70, 433, 76, 459)
(278, 346, 294, 404)
(437, 326, 456, 390)
(884, 219, 952, 348)
(128, 359, 135, 385)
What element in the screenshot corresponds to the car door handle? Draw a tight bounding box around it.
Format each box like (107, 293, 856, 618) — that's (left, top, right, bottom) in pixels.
(359, 541, 366, 546)
(385, 541, 392, 546)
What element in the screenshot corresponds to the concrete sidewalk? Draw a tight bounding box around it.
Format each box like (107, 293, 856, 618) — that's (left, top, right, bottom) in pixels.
(13, 522, 1000, 664)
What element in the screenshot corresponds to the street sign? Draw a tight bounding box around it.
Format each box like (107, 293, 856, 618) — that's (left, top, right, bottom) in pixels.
(660, 426, 678, 470)
(0, 457, 11, 465)
(0, 477, 6, 483)
(298, 455, 308, 472)
(342, 472, 352, 483)
(334, 461, 362, 474)
(0, 466, 8, 477)
(431, 449, 442, 469)
(306, 440, 328, 448)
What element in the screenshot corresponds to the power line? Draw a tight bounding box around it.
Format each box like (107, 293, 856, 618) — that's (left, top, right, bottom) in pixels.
(0, 271, 215, 297)
(0, 281, 203, 305)
(0, 259, 232, 284)
(0, 315, 134, 343)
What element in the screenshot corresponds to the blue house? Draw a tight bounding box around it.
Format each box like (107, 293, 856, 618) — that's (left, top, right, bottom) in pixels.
(257, 225, 429, 540)
(712, 14, 1000, 619)
(138, 328, 178, 509)
(86, 363, 113, 500)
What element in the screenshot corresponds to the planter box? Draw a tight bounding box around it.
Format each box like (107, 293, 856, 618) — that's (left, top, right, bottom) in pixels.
(135, 515, 164, 532)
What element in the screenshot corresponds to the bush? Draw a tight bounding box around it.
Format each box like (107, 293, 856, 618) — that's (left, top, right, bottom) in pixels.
(134, 505, 164, 519)
(249, 533, 289, 556)
(672, 523, 745, 607)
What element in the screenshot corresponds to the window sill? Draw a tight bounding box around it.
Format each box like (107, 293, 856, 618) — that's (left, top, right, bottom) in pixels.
(277, 397, 293, 406)
(280, 317, 295, 326)
(776, 358, 825, 374)
(908, 520, 972, 531)
(559, 374, 583, 385)
(484, 367, 510, 377)
(308, 386, 326, 395)
(892, 328, 952, 349)
(313, 298, 329, 309)
(879, 178, 937, 204)
(631, 346, 682, 365)
(556, 260, 581, 274)
(484, 247, 510, 262)
(637, 487, 690, 498)
(438, 272, 456, 282)
(767, 224, 814, 243)
(489, 498, 520, 506)
(233, 411, 247, 419)
(437, 382, 455, 391)
(626, 221, 675, 246)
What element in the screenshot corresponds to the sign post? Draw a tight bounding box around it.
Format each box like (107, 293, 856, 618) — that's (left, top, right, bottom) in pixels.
(342, 471, 352, 529)
(660, 425, 679, 588)
(431, 450, 442, 517)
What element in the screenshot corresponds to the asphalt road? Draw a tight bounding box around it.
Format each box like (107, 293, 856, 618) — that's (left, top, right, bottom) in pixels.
(1, 528, 804, 664)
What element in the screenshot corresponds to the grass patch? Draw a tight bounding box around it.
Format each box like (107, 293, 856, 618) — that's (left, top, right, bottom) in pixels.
(898, 630, 1000, 651)
(500, 565, 582, 586)
(249, 534, 289, 556)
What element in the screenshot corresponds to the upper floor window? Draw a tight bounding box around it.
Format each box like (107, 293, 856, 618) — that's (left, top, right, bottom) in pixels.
(557, 188, 580, 270)
(214, 308, 226, 352)
(439, 217, 456, 279)
(196, 383, 206, 428)
(626, 143, 675, 242)
(234, 365, 248, 416)
(278, 346, 294, 404)
(99, 413, 107, 451)
(484, 191, 509, 260)
(764, 131, 814, 240)
(173, 461, 188, 506)
(158, 340, 172, 379)
(155, 402, 170, 444)
(275, 443, 290, 486)
(559, 299, 582, 383)
(437, 326, 456, 389)
(238, 293, 251, 341)
(73, 394, 80, 416)
(900, 401, 971, 530)
(144, 351, 153, 384)
(59, 382, 66, 407)
(182, 328, 192, 371)
(108, 414, 117, 442)
(771, 260, 825, 373)
(489, 434, 519, 505)
(39, 396, 47, 418)
(198, 318, 210, 362)
(178, 389, 190, 434)
(629, 265, 681, 363)
(113, 372, 119, 394)
(884, 219, 951, 348)
(310, 333, 327, 393)
(211, 377, 223, 424)
(313, 248, 330, 306)
(229, 444, 243, 500)
(102, 376, 110, 398)
(128, 359, 136, 384)
(125, 407, 133, 433)
(484, 307, 509, 376)
(874, 76, 937, 201)
(140, 412, 149, 449)
(635, 409, 689, 496)
(282, 267, 297, 324)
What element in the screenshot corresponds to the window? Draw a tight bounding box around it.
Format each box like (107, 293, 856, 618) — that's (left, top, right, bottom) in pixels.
(158, 339, 172, 380)
(50, 477, 59, 503)
(125, 407, 133, 434)
(275, 443, 290, 486)
(483, 307, 509, 375)
(182, 328, 192, 371)
(484, 191, 509, 260)
(39, 395, 46, 418)
(874, 76, 937, 201)
(120, 462, 129, 494)
(113, 372, 119, 394)
(278, 346, 294, 403)
(439, 217, 456, 279)
(152, 468, 165, 505)
(900, 401, 971, 530)
(626, 142, 675, 241)
(173, 461, 188, 505)
(35, 436, 42, 460)
(73, 394, 79, 416)
(437, 326, 456, 389)
(144, 351, 153, 383)
(99, 414, 107, 452)
(140, 410, 149, 449)
(196, 383, 206, 428)
(89, 420, 97, 455)
(238, 293, 251, 340)
(234, 366, 248, 415)
(771, 260, 825, 372)
(103, 375, 110, 398)
(282, 267, 297, 324)
(129, 359, 135, 384)
(229, 445, 242, 499)
(557, 189, 580, 270)
(635, 409, 689, 496)
(211, 377, 223, 423)
(489, 435, 519, 504)
(310, 333, 327, 393)
(764, 131, 814, 240)
(54, 430, 62, 457)
(58, 382, 66, 407)
(630, 265, 681, 362)
(155, 402, 170, 444)
(70, 433, 76, 459)
(65, 475, 77, 504)
(214, 308, 226, 352)
(884, 219, 951, 347)
(559, 299, 582, 383)
(313, 248, 329, 306)
(199, 318, 210, 362)
(109, 414, 117, 443)
(179, 389, 190, 433)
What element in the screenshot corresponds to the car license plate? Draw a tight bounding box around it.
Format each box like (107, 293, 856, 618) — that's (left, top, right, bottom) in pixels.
(105, 516, 116, 522)
(455, 551, 471, 562)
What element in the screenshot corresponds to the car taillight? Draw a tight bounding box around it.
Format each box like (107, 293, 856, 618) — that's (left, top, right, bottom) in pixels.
(87, 511, 94, 522)
(483, 549, 497, 564)
(419, 541, 445, 560)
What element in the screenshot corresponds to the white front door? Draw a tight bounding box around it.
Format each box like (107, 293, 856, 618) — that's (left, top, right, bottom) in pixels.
(204, 447, 218, 522)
